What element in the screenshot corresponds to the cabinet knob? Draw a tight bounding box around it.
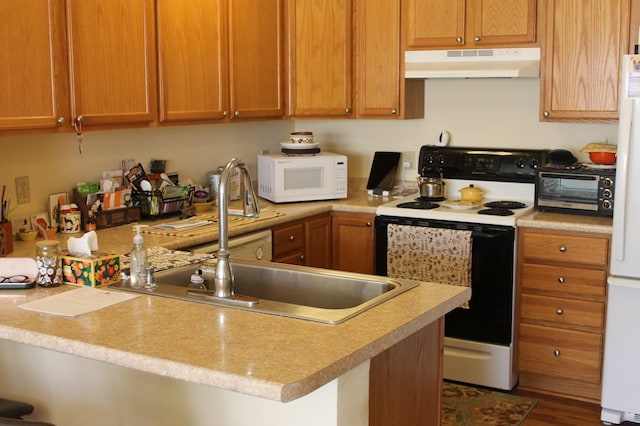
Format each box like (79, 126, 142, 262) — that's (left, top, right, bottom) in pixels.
(391, 109, 398, 115)
(543, 111, 550, 118)
(57, 117, 65, 125)
(554, 349, 561, 357)
(559, 246, 567, 252)
(345, 107, 351, 114)
(222, 111, 229, 118)
(456, 37, 463, 43)
(556, 308, 564, 315)
(474, 36, 481, 42)
(234, 111, 240, 118)
(289, 235, 295, 241)
(366, 221, 372, 227)
(557, 276, 565, 284)
(300, 254, 305, 261)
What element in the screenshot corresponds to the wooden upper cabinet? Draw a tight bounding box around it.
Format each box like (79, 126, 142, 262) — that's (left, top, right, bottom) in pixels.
(157, 0, 228, 122)
(66, 0, 157, 128)
(229, 0, 284, 119)
(354, 0, 424, 119)
(0, 0, 69, 132)
(157, 0, 283, 123)
(286, 0, 353, 117)
(404, 0, 537, 49)
(540, 0, 630, 122)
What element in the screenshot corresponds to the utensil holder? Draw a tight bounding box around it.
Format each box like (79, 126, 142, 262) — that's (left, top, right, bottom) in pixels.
(0, 221, 13, 256)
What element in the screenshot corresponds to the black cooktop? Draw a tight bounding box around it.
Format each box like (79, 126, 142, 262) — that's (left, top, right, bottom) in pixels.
(418, 146, 550, 183)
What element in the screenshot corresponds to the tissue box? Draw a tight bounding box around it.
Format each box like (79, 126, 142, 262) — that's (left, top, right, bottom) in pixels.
(61, 252, 121, 287)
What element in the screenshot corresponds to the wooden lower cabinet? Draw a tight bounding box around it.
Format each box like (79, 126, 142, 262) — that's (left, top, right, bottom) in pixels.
(516, 228, 610, 402)
(370, 318, 443, 426)
(331, 212, 375, 274)
(271, 213, 331, 268)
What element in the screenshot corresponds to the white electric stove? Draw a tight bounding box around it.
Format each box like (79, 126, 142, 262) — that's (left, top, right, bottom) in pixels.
(375, 146, 549, 390)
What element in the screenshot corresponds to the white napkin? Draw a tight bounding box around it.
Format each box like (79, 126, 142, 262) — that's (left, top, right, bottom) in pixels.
(67, 231, 99, 256)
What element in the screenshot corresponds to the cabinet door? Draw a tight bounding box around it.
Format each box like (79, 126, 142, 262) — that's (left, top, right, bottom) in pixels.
(229, 0, 284, 119)
(540, 0, 630, 121)
(66, 0, 157, 127)
(0, 0, 69, 132)
(404, 0, 466, 48)
(469, 0, 537, 46)
(286, 0, 352, 117)
(157, 0, 228, 122)
(331, 213, 375, 274)
(305, 214, 332, 269)
(404, 0, 536, 49)
(354, 0, 424, 119)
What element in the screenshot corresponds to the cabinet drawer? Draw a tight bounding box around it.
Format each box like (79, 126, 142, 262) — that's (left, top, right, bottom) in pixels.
(518, 324, 602, 385)
(520, 263, 606, 299)
(272, 222, 304, 257)
(522, 233, 608, 267)
(520, 294, 605, 330)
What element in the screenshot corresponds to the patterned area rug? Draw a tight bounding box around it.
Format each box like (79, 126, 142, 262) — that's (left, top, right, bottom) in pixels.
(442, 382, 538, 425)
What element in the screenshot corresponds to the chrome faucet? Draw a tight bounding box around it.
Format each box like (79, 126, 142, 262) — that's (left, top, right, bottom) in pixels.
(212, 158, 260, 298)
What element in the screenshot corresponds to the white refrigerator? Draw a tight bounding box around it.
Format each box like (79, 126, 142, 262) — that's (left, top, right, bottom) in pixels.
(601, 54, 640, 424)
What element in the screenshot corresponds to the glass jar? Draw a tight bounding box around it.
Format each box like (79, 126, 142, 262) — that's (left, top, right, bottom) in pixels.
(36, 240, 61, 287)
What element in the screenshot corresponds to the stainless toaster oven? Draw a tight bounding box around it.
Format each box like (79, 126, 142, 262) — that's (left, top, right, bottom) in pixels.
(535, 167, 616, 217)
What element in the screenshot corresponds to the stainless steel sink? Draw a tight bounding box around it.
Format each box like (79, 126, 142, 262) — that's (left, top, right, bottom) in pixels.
(112, 258, 417, 324)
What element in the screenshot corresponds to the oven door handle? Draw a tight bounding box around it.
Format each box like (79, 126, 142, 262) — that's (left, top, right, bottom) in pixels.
(471, 230, 505, 239)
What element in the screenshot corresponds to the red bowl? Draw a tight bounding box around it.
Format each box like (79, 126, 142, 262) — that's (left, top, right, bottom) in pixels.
(589, 151, 616, 165)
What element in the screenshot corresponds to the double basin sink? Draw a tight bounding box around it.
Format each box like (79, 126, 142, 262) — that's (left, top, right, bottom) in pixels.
(113, 258, 418, 324)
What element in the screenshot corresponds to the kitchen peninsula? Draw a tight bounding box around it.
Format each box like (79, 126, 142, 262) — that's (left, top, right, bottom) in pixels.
(0, 193, 470, 426)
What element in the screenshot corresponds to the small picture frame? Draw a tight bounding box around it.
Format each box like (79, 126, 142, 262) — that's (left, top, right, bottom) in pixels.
(11, 215, 31, 233)
(31, 212, 50, 231)
(48, 192, 69, 229)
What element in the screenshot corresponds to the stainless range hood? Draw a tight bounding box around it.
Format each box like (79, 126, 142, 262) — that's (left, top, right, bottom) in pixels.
(405, 47, 540, 79)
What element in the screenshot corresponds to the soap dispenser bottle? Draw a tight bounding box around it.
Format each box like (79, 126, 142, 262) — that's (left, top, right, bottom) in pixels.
(130, 225, 149, 288)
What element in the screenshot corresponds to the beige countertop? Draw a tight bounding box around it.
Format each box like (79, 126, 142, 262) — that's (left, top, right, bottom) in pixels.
(0, 270, 469, 402)
(8, 183, 391, 258)
(517, 210, 613, 234)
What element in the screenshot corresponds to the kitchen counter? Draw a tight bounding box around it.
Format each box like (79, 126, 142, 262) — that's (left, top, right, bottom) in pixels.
(0, 255, 468, 425)
(518, 210, 613, 234)
(0, 277, 468, 402)
(1, 181, 469, 425)
(8, 181, 394, 258)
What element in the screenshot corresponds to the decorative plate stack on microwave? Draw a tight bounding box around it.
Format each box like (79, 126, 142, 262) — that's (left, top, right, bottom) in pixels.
(280, 131, 320, 155)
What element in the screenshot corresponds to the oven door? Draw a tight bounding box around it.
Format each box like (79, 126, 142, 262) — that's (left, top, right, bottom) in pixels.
(375, 216, 515, 345)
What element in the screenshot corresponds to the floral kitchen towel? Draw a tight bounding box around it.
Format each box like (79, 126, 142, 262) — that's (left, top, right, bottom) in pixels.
(387, 224, 472, 308)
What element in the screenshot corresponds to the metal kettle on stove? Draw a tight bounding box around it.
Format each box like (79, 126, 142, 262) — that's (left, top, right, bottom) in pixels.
(417, 166, 446, 199)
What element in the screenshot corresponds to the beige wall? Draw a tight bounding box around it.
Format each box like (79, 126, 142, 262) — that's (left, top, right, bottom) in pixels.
(0, 77, 617, 222)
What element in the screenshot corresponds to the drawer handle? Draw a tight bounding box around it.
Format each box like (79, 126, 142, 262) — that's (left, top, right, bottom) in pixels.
(300, 255, 305, 261)
(557, 276, 565, 284)
(366, 221, 372, 227)
(554, 349, 561, 357)
(289, 235, 295, 241)
(556, 308, 563, 315)
(559, 246, 567, 252)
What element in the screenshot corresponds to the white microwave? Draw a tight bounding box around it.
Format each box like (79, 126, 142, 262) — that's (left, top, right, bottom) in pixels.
(257, 152, 347, 203)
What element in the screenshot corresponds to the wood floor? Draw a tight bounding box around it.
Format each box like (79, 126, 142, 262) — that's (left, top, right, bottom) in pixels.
(513, 388, 635, 426)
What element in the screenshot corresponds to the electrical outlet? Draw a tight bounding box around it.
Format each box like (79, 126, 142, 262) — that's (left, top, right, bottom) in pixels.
(402, 151, 416, 170)
(15, 176, 30, 204)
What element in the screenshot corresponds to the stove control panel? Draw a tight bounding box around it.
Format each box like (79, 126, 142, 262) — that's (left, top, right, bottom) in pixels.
(419, 146, 549, 183)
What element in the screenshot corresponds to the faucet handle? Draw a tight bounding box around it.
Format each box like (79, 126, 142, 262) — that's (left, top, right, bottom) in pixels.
(242, 172, 260, 217)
